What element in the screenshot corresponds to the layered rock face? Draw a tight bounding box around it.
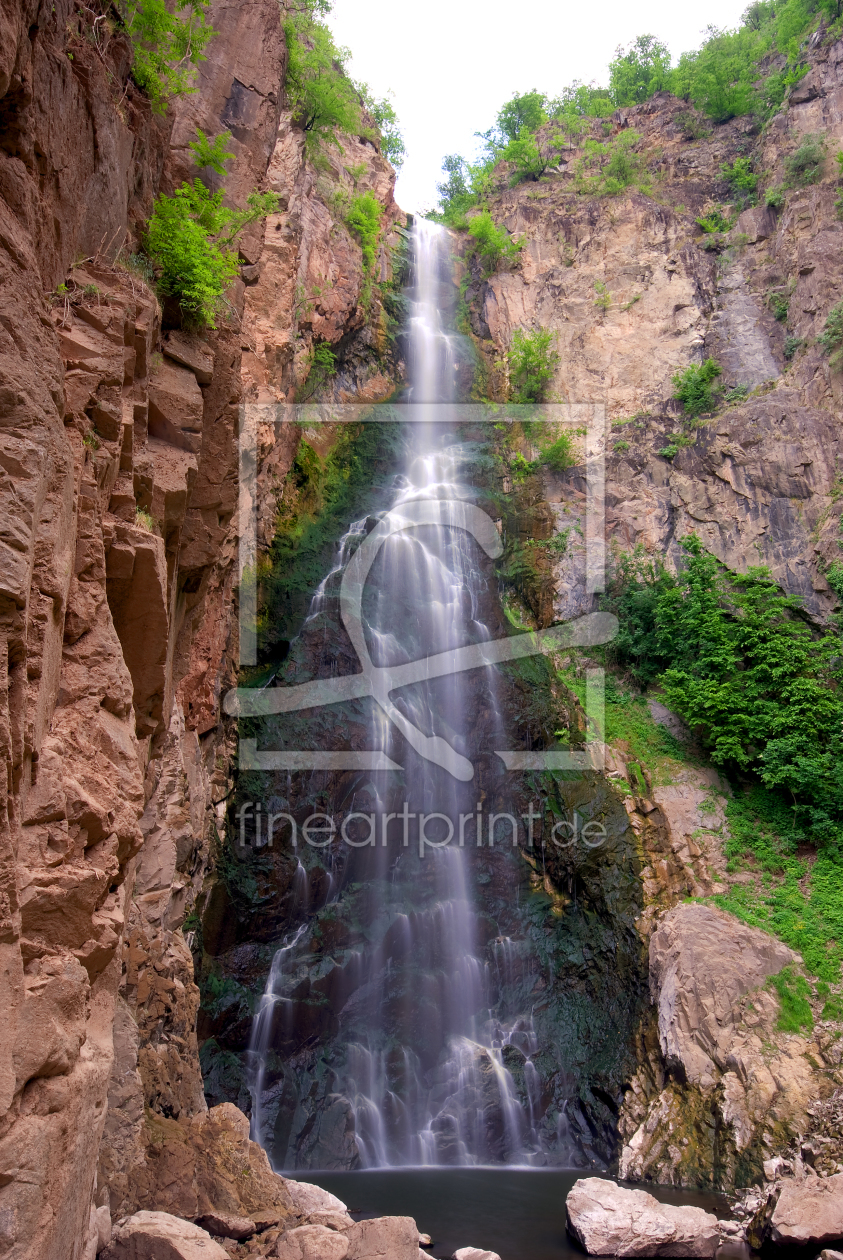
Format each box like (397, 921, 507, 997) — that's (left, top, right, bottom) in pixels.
(0, 0, 401, 1253)
(456, 33, 843, 1192)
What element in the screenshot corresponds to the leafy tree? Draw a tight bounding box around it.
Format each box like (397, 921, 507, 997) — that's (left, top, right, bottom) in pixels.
(359, 86, 405, 170)
(672, 25, 759, 121)
(575, 131, 648, 196)
(118, 0, 216, 112)
(608, 34, 672, 106)
(672, 358, 721, 416)
(507, 328, 559, 402)
(284, 17, 361, 154)
(501, 130, 559, 183)
(496, 91, 549, 141)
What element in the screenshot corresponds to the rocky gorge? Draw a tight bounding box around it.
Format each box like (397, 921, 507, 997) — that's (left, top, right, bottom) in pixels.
(0, 0, 843, 1258)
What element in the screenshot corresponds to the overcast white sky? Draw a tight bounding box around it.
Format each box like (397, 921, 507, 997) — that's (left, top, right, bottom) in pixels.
(329, 0, 751, 212)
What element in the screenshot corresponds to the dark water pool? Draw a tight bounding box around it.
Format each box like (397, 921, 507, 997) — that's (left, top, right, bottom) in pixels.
(288, 1168, 730, 1260)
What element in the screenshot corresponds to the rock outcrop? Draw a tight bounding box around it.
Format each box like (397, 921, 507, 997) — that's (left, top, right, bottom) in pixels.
(565, 1177, 720, 1257)
(618, 904, 835, 1188)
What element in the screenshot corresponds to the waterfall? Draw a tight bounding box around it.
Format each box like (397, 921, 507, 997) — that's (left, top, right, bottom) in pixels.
(247, 219, 572, 1170)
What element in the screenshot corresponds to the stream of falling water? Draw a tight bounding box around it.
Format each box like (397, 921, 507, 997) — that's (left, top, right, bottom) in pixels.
(249, 220, 557, 1169)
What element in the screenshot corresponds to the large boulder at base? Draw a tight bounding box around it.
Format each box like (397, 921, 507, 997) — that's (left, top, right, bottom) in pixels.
(272, 1216, 419, 1260)
(346, 1216, 420, 1259)
(566, 1179, 720, 1257)
(769, 1173, 843, 1245)
(102, 1211, 229, 1259)
(454, 1249, 503, 1260)
(284, 1180, 348, 1214)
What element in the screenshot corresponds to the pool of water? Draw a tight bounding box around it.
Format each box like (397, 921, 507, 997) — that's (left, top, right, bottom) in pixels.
(288, 1168, 731, 1260)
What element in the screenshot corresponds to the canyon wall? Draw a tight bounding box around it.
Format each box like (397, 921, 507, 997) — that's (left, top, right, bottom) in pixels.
(456, 31, 843, 1189)
(0, 0, 402, 1254)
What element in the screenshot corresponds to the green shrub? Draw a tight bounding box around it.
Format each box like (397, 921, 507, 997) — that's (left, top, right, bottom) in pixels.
(675, 110, 711, 140)
(725, 383, 750, 402)
(118, 0, 216, 113)
(297, 341, 337, 401)
(467, 211, 522, 273)
(768, 290, 789, 322)
(135, 506, 156, 532)
(722, 156, 758, 198)
(576, 131, 648, 196)
(768, 966, 814, 1032)
(819, 300, 843, 367)
(766, 185, 786, 209)
(540, 433, 574, 472)
(672, 358, 721, 416)
(507, 328, 559, 403)
(785, 133, 827, 187)
(145, 172, 278, 326)
(696, 207, 733, 233)
(784, 334, 802, 359)
(345, 192, 382, 274)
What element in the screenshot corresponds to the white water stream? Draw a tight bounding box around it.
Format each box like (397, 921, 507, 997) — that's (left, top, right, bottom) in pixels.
(249, 220, 551, 1168)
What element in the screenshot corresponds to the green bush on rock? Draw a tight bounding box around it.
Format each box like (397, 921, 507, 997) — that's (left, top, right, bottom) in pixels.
(507, 328, 559, 403)
(145, 150, 279, 326)
(672, 358, 721, 416)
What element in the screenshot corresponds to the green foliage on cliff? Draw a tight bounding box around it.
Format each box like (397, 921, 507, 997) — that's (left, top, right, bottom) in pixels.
(785, 131, 827, 185)
(261, 420, 403, 650)
(604, 536, 843, 838)
(768, 966, 814, 1030)
(818, 299, 843, 366)
(284, 0, 405, 166)
(507, 328, 559, 402)
(430, 0, 840, 219)
(672, 358, 721, 416)
(285, 14, 361, 154)
(574, 130, 649, 196)
(117, 0, 216, 113)
(608, 34, 672, 106)
(345, 192, 383, 307)
(603, 537, 843, 975)
(296, 342, 337, 402)
(467, 211, 522, 273)
(145, 162, 279, 326)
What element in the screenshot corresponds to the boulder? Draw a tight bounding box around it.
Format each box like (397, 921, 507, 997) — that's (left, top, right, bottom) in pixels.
(195, 1211, 256, 1240)
(566, 1178, 720, 1257)
(769, 1173, 843, 1245)
(273, 1224, 350, 1260)
(284, 1179, 348, 1215)
(346, 1216, 420, 1259)
(272, 1216, 419, 1260)
(454, 1249, 502, 1260)
(103, 1210, 229, 1259)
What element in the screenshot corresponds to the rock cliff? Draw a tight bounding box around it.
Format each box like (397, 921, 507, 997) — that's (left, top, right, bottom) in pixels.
(0, 0, 402, 1253)
(1, 0, 843, 1252)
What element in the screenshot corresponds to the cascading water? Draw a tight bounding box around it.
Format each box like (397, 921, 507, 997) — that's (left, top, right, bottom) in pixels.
(247, 220, 584, 1170)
